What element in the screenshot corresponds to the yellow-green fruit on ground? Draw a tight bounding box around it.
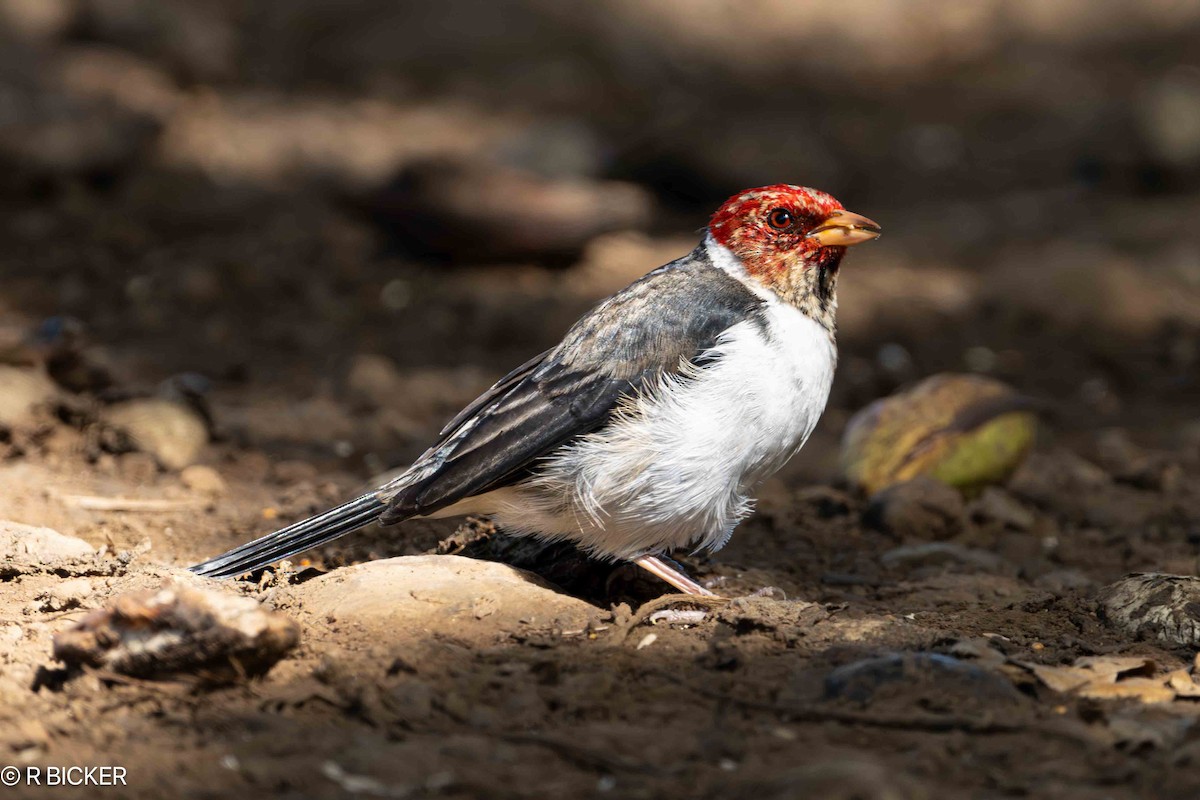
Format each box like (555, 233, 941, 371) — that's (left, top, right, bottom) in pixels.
(842, 374, 1038, 495)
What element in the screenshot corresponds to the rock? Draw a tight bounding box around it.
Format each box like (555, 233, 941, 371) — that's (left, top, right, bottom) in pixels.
(824, 652, 1024, 710)
(879, 542, 1009, 574)
(53, 581, 299, 682)
(967, 487, 1035, 531)
(1116, 458, 1184, 494)
(864, 477, 965, 540)
(366, 158, 653, 263)
(35, 577, 95, 612)
(0, 520, 95, 577)
(281, 556, 602, 645)
(1010, 450, 1168, 528)
(0, 365, 57, 429)
(1010, 448, 1109, 494)
(179, 464, 226, 495)
(1098, 573, 1200, 647)
(1093, 428, 1183, 492)
(841, 374, 1039, 495)
(100, 397, 209, 470)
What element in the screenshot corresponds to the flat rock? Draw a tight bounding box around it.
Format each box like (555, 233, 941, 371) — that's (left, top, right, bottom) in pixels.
(0, 520, 95, 576)
(282, 555, 602, 642)
(880, 542, 1011, 574)
(824, 652, 1025, 712)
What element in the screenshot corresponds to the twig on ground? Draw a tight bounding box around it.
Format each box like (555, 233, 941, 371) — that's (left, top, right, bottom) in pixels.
(59, 494, 201, 512)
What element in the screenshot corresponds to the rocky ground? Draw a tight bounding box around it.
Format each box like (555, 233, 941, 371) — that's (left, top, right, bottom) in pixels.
(2, 1, 1200, 798)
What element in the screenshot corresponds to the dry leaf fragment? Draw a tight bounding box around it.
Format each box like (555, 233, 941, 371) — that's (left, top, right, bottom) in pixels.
(1167, 669, 1200, 698)
(1019, 656, 1154, 692)
(1077, 678, 1175, 704)
(53, 580, 299, 683)
(1023, 663, 1096, 694)
(1018, 656, 1180, 704)
(1072, 656, 1158, 681)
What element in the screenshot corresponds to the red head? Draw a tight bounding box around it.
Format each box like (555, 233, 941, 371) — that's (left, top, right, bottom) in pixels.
(708, 184, 879, 310)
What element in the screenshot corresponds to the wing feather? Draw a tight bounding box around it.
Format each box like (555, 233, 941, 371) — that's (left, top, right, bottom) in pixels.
(377, 246, 765, 523)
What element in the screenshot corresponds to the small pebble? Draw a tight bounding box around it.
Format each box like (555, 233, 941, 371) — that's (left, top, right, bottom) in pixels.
(180, 464, 226, 495)
(636, 633, 658, 650)
(864, 477, 965, 541)
(101, 398, 208, 470)
(968, 487, 1035, 531)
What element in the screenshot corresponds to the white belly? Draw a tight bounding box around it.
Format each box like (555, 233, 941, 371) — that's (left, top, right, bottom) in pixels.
(450, 303, 836, 560)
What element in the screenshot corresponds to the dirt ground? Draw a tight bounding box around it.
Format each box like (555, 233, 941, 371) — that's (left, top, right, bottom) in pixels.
(3, 2, 1200, 798)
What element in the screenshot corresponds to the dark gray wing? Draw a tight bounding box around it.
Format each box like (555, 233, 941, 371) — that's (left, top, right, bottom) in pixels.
(377, 246, 765, 522)
(435, 348, 551, 437)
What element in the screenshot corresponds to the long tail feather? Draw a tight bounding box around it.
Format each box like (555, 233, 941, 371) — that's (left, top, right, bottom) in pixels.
(189, 494, 386, 578)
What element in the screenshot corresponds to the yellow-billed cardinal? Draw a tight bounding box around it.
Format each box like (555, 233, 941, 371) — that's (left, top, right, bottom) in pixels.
(190, 185, 880, 595)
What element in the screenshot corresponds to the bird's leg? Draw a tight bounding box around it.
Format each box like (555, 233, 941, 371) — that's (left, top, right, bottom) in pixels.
(633, 555, 718, 597)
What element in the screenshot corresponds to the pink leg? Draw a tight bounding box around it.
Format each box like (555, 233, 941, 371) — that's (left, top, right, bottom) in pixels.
(633, 555, 718, 597)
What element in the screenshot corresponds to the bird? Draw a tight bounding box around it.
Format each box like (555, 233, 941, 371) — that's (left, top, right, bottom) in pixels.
(190, 184, 880, 596)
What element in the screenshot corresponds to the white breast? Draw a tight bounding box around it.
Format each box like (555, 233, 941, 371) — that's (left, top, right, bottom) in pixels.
(469, 295, 837, 560)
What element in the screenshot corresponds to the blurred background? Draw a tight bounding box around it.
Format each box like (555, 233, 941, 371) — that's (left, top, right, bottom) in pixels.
(1, 0, 1199, 481)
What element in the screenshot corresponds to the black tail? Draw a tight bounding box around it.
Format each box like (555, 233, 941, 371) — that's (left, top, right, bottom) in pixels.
(189, 494, 386, 578)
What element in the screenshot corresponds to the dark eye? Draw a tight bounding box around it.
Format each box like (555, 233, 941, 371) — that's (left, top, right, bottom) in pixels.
(767, 208, 793, 230)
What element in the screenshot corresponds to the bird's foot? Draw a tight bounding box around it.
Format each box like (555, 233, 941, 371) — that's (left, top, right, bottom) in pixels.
(633, 555, 719, 597)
